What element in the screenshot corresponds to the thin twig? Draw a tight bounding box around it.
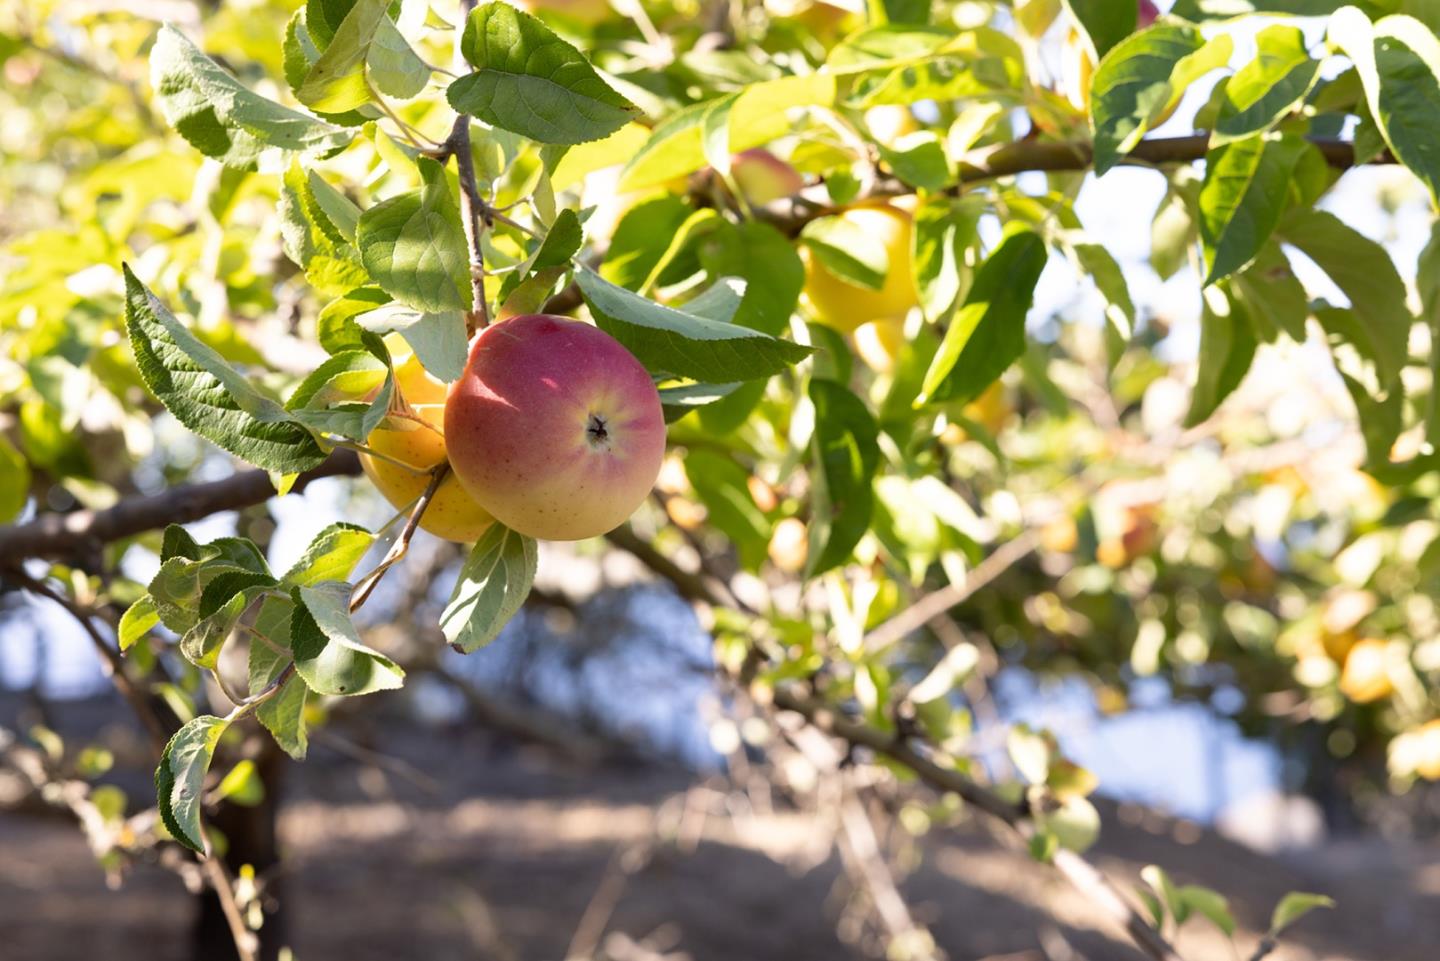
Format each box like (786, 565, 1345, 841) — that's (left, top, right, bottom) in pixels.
(349, 463, 449, 612)
(3, 568, 169, 757)
(200, 857, 259, 961)
(862, 530, 1041, 652)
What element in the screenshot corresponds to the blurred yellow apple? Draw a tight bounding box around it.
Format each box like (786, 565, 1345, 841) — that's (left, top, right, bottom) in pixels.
(853, 318, 905, 374)
(1339, 638, 1396, 704)
(800, 203, 917, 333)
(359, 352, 496, 543)
(768, 517, 809, 573)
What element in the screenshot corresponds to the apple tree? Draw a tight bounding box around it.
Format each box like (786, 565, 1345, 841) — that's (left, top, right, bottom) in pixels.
(7, 0, 1440, 958)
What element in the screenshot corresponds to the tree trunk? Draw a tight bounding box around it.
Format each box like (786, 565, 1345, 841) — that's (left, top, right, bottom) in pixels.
(191, 739, 288, 961)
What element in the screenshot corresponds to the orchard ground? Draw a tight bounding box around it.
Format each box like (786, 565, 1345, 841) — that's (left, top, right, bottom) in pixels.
(2, 691, 1436, 961)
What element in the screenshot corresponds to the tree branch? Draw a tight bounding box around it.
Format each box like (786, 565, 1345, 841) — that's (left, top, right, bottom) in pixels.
(447, 0, 490, 335)
(951, 134, 1386, 184)
(448, 113, 493, 335)
(0, 449, 361, 561)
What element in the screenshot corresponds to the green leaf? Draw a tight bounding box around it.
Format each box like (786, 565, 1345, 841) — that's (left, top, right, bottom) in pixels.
(601, 196, 694, 291)
(659, 382, 743, 423)
(440, 524, 538, 653)
(1214, 25, 1321, 143)
(282, 523, 377, 586)
(913, 196, 981, 323)
(257, 673, 310, 761)
(696, 221, 805, 336)
(1419, 222, 1440, 450)
(124, 266, 328, 473)
(318, 286, 391, 354)
(621, 77, 832, 190)
(447, 2, 639, 144)
(306, 170, 363, 244)
(155, 714, 229, 853)
(0, 433, 29, 522)
(297, 0, 389, 113)
(576, 269, 811, 382)
(182, 582, 271, 670)
(1330, 10, 1440, 206)
(1054, 228, 1135, 339)
(1182, 886, 1236, 937)
(532, 208, 583, 270)
(1269, 892, 1335, 935)
(700, 93, 739, 178)
(356, 157, 473, 314)
(1278, 207, 1412, 384)
(917, 227, 1047, 406)
(284, 8, 375, 126)
(284, 349, 391, 441)
(1063, 0, 1137, 60)
(291, 582, 405, 696)
(1199, 133, 1306, 285)
(150, 25, 350, 169)
(1186, 288, 1257, 427)
(212, 759, 264, 807)
(1141, 865, 1190, 926)
(877, 134, 950, 191)
(1008, 725, 1053, 784)
(1091, 25, 1232, 174)
(162, 525, 203, 563)
(800, 215, 890, 291)
(118, 594, 159, 652)
(807, 379, 880, 576)
(1041, 795, 1101, 853)
(368, 17, 429, 100)
(355, 303, 468, 382)
(280, 161, 370, 297)
(684, 450, 770, 570)
(1230, 242, 1308, 341)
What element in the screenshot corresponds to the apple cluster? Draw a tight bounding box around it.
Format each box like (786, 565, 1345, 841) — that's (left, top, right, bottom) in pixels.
(358, 149, 925, 547)
(361, 315, 666, 543)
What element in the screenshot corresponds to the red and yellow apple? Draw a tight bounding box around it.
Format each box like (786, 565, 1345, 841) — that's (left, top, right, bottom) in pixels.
(730, 148, 804, 206)
(800, 203, 917, 333)
(359, 352, 495, 543)
(444, 314, 666, 541)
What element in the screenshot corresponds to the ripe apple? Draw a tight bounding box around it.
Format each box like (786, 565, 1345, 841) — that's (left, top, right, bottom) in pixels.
(730, 148, 804, 206)
(800, 203, 917, 333)
(444, 314, 666, 541)
(853, 317, 905, 374)
(359, 352, 495, 543)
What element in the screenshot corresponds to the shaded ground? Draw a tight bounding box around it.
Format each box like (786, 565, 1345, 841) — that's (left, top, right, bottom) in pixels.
(1, 705, 1435, 961)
